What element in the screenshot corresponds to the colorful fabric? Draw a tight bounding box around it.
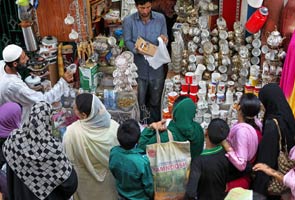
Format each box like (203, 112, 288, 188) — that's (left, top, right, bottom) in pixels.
(283, 146, 295, 200)
(280, 30, 295, 115)
(227, 128, 262, 191)
(0, 102, 21, 138)
(138, 98, 204, 158)
(226, 122, 260, 171)
(109, 146, 154, 200)
(3, 102, 72, 200)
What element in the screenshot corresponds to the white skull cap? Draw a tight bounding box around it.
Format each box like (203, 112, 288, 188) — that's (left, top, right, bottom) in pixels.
(247, 0, 263, 8)
(2, 44, 23, 62)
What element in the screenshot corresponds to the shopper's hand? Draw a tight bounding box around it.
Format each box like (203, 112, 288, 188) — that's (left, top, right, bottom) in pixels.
(160, 34, 168, 44)
(253, 163, 273, 176)
(221, 139, 232, 152)
(149, 119, 167, 131)
(63, 71, 74, 83)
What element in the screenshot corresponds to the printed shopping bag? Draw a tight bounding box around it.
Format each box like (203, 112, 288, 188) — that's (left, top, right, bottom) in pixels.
(146, 130, 191, 200)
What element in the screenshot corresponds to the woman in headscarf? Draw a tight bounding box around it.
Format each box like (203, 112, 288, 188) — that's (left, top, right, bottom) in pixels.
(221, 93, 262, 191)
(253, 145, 295, 200)
(138, 96, 204, 159)
(0, 102, 21, 200)
(63, 93, 119, 200)
(0, 102, 22, 168)
(3, 102, 78, 200)
(252, 83, 295, 199)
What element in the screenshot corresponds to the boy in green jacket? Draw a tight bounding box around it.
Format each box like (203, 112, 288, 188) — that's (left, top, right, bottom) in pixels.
(109, 119, 154, 200)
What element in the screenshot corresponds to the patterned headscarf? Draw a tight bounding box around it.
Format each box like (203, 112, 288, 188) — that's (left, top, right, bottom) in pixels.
(0, 102, 21, 138)
(3, 102, 72, 200)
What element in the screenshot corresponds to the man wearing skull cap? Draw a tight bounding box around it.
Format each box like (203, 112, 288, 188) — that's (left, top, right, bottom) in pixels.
(0, 44, 74, 123)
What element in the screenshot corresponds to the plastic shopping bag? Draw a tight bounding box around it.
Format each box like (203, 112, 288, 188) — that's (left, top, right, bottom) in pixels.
(146, 130, 191, 200)
(144, 37, 171, 70)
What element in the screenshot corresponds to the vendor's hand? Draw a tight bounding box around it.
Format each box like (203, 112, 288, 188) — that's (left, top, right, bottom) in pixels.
(149, 119, 167, 131)
(63, 71, 74, 83)
(253, 163, 273, 176)
(135, 46, 147, 55)
(160, 34, 168, 44)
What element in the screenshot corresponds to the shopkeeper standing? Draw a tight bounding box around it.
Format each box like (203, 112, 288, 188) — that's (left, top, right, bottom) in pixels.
(123, 0, 168, 124)
(0, 44, 73, 123)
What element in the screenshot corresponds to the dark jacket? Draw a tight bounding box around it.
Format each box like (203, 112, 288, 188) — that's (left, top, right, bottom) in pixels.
(6, 165, 78, 200)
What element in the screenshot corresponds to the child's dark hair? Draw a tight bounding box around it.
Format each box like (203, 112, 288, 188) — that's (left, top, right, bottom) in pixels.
(239, 93, 261, 130)
(134, 0, 152, 5)
(207, 118, 230, 145)
(75, 93, 93, 117)
(117, 119, 141, 150)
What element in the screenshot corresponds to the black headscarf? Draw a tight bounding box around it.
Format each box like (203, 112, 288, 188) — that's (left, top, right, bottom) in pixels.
(259, 83, 295, 152)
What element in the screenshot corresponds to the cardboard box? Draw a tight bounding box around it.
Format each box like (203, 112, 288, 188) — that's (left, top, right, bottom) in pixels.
(79, 64, 99, 91)
(135, 37, 157, 56)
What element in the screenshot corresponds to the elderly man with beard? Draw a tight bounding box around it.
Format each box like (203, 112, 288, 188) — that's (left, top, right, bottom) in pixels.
(123, 0, 168, 124)
(0, 44, 73, 123)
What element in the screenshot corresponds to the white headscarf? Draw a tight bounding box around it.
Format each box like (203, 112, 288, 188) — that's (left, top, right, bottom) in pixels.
(81, 94, 111, 129)
(64, 95, 119, 182)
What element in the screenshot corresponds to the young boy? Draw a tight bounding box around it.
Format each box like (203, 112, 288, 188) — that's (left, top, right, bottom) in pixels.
(109, 119, 154, 200)
(185, 118, 230, 200)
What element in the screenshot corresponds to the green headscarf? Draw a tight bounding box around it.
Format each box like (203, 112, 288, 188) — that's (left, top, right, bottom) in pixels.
(138, 98, 204, 158)
(168, 98, 204, 158)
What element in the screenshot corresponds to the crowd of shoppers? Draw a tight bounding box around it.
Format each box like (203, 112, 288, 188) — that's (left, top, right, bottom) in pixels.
(1, 0, 295, 198)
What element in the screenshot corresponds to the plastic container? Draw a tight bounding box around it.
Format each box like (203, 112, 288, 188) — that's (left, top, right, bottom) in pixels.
(245, 7, 269, 34)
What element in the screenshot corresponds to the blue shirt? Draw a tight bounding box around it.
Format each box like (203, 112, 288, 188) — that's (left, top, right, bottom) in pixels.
(123, 11, 168, 80)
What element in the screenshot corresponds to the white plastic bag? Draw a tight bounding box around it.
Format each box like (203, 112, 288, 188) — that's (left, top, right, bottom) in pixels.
(144, 37, 171, 70)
